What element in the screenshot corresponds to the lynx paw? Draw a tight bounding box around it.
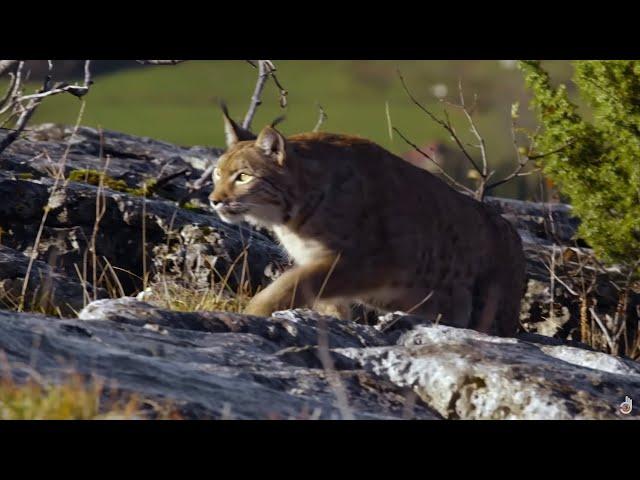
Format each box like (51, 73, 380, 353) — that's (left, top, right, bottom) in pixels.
(243, 297, 278, 317)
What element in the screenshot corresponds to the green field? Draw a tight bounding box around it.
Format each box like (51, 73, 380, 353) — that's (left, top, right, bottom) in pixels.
(11, 60, 576, 198)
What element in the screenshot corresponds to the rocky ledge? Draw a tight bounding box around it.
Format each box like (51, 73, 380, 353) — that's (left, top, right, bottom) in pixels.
(0, 297, 637, 419)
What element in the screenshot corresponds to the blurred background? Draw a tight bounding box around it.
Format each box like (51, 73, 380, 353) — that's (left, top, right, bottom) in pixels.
(8, 60, 578, 200)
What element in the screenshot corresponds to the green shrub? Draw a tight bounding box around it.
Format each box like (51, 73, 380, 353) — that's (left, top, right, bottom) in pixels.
(519, 60, 640, 265)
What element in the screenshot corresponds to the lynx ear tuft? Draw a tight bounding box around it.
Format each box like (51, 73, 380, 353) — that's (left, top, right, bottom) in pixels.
(220, 101, 256, 148)
(270, 115, 286, 129)
(256, 126, 286, 166)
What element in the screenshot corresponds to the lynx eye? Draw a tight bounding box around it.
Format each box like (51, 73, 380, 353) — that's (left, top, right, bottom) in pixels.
(234, 173, 254, 185)
(213, 167, 222, 181)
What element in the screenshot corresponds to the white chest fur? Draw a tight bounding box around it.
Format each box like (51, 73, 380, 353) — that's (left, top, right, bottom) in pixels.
(273, 226, 328, 266)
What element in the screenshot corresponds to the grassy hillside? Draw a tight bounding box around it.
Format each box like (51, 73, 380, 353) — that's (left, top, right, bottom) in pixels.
(11, 60, 575, 198)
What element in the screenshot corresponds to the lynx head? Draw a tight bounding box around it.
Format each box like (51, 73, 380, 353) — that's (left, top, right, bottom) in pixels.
(209, 106, 292, 227)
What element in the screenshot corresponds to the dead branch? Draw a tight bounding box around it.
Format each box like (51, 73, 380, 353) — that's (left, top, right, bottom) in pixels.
(313, 103, 327, 132)
(0, 61, 24, 115)
(393, 126, 476, 196)
(457, 80, 488, 179)
(242, 60, 270, 130)
(136, 60, 185, 65)
(399, 70, 576, 202)
(0, 60, 93, 155)
(589, 307, 616, 352)
(0, 60, 18, 76)
(486, 131, 573, 194)
(398, 71, 483, 175)
(485, 114, 534, 193)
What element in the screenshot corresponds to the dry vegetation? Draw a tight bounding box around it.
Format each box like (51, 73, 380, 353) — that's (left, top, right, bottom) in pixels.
(0, 371, 180, 420)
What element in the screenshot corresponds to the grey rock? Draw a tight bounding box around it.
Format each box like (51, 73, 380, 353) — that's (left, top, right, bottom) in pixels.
(485, 196, 579, 246)
(0, 169, 288, 306)
(3, 297, 637, 419)
(339, 322, 640, 419)
(0, 299, 439, 419)
(0, 244, 106, 315)
(4, 123, 222, 204)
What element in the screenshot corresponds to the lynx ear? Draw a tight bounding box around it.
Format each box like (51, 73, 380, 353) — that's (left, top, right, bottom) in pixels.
(220, 102, 256, 148)
(256, 126, 286, 165)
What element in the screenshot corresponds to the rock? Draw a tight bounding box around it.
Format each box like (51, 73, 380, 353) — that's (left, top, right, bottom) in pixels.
(1, 298, 637, 419)
(339, 320, 640, 420)
(0, 169, 288, 302)
(0, 244, 106, 315)
(0, 299, 439, 419)
(0, 124, 290, 304)
(485, 196, 579, 246)
(3, 123, 222, 204)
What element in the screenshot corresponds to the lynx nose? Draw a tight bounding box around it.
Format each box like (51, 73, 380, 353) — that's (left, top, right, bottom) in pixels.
(209, 190, 225, 209)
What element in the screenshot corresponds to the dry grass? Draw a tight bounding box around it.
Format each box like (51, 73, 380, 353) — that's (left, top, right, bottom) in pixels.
(538, 243, 640, 360)
(0, 373, 180, 420)
(146, 282, 253, 313)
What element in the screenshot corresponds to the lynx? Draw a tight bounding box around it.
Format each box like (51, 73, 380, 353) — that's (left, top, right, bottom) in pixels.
(210, 108, 526, 336)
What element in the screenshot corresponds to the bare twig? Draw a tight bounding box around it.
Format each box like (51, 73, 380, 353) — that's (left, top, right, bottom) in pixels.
(398, 71, 503, 200)
(16, 60, 92, 101)
(187, 163, 217, 195)
(313, 253, 355, 420)
(385, 101, 393, 141)
(0, 60, 93, 155)
(0, 61, 22, 112)
(313, 103, 327, 132)
(393, 126, 476, 196)
(136, 60, 185, 65)
(19, 99, 87, 311)
(457, 80, 488, 179)
(243, 60, 270, 130)
(243, 60, 288, 128)
(89, 140, 109, 301)
(0, 63, 50, 154)
(589, 308, 616, 352)
(0, 60, 18, 76)
(398, 71, 483, 175)
(0, 75, 23, 130)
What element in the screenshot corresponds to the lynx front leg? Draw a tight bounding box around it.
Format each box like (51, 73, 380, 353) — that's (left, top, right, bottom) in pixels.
(314, 300, 353, 321)
(243, 256, 367, 317)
